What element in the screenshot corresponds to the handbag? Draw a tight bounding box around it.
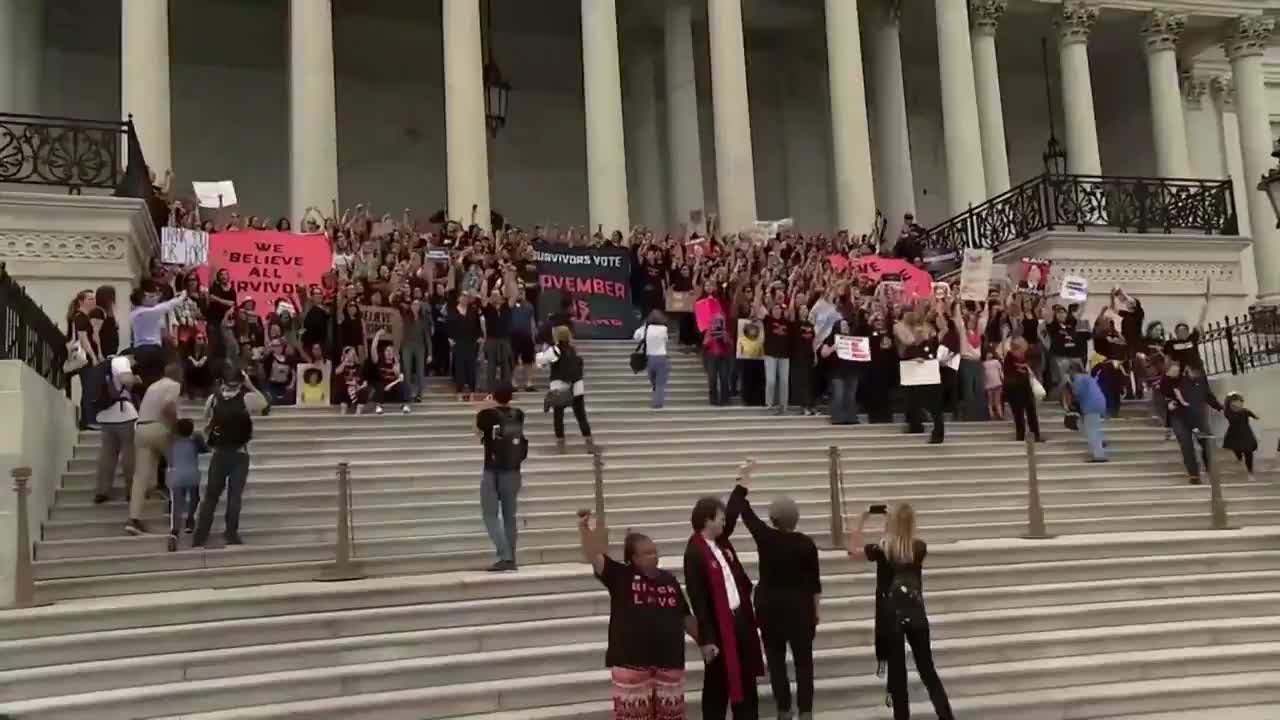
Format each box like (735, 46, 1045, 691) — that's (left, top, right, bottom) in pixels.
(63, 340, 88, 373)
(1064, 412, 1080, 431)
(543, 387, 573, 411)
(630, 325, 649, 373)
(1030, 374, 1047, 402)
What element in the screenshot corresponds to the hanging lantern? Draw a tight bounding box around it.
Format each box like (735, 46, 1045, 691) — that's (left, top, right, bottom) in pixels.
(484, 61, 510, 139)
(1259, 138, 1280, 229)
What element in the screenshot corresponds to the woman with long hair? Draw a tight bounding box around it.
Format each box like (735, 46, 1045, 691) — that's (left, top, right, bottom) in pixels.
(578, 511, 695, 720)
(848, 504, 954, 720)
(635, 310, 671, 409)
(67, 289, 101, 429)
(537, 325, 594, 453)
(894, 299, 945, 444)
(1004, 336, 1044, 443)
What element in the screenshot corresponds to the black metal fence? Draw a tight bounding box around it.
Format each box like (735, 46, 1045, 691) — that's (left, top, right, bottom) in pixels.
(923, 173, 1239, 257)
(1201, 307, 1280, 377)
(0, 263, 68, 390)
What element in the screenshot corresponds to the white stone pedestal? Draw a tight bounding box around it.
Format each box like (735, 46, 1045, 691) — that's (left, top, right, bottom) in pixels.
(0, 192, 157, 345)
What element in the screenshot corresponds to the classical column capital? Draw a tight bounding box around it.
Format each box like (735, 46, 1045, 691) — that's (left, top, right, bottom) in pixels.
(1210, 75, 1235, 112)
(1055, 0, 1099, 46)
(968, 0, 1007, 37)
(1180, 72, 1209, 109)
(1140, 10, 1186, 53)
(1223, 15, 1275, 60)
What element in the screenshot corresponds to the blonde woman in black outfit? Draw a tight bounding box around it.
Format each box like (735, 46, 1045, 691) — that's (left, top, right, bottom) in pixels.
(848, 504, 954, 720)
(727, 459, 821, 720)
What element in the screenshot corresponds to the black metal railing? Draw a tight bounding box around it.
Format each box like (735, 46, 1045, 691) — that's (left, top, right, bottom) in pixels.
(923, 173, 1239, 257)
(1202, 307, 1280, 377)
(0, 262, 68, 391)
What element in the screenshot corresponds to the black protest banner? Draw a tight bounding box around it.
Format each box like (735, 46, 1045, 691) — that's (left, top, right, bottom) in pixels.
(533, 241, 637, 339)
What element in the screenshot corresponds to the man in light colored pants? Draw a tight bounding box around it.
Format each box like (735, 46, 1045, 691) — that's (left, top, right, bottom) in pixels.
(764, 356, 790, 414)
(127, 365, 183, 535)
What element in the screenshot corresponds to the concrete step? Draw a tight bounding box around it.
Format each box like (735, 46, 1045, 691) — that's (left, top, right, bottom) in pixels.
(10, 633, 1280, 719)
(10, 530, 1277, 635)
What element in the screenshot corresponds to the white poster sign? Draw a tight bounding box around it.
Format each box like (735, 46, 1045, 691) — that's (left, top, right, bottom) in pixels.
(835, 335, 871, 362)
(899, 359, 941, 386)
(192, 180, 238, 209)
(1060, 274, 1089, 304)
(958, 248, 993, 301)
(160, 227, 209, 266)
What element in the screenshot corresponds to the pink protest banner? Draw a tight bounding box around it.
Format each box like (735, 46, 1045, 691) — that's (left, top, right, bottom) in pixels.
(196, 230, 333, 317)
(694, 295, 723, 332)
(849, 255, 933, 299)
(827, 254, 849, 272)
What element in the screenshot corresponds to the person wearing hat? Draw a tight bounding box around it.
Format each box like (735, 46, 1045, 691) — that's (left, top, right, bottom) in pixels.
(726, 459, 821, 720)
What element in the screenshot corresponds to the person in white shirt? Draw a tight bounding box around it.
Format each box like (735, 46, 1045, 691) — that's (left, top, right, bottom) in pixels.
(683, 496, 764, 719)
(633, 311, 671, 409)
(93, 356, 140, 505)
(126, 364, 183, 535)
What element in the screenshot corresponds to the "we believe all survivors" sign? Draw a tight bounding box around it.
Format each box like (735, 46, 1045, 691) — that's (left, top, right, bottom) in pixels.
(196, 230, 333, 317)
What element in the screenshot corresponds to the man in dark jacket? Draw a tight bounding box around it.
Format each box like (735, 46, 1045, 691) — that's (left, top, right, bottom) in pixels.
(683, 496, 764, 719)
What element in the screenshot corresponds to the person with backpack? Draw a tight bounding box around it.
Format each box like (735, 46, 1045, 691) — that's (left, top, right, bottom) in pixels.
(536, 325, 594, 454)
(192, 367, 267, 548)
(93, 355, 139, 505)
(475, 384, 527, 572)
(847, 504, 955, 720)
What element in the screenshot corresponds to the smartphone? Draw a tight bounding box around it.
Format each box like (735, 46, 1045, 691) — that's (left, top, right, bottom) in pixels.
(868, 504, 888, 515)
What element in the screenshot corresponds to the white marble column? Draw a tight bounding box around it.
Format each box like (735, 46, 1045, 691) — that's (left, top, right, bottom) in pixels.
(664, 0, 705, 227)
(1055, 0, 1102, 176)
(1182, 75, 1224, 180)
(581, 0, 629, 235)
(288, 0, 340, 227)
(624, 43, 664, 229)
(9, 0, 42, 114)
(1214, 79, 1253, 238)
(1225, 16, 1280, 301)
(823, 0, 875, 234)
(867, 0, 915, 242)
(1141, 11, 1191, 178)
(120, 0, 172, 178)
(442, 0, 491, 231)
(935, 0, 987, 213)
(970, 0, 1009, 197)
(707, 0, 758, 234)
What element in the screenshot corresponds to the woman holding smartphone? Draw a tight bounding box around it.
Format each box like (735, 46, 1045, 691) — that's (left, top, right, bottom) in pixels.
(848, 504, 954, 720)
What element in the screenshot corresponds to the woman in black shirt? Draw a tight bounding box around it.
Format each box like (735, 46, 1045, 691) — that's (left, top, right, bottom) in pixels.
(207, 269, 237, 359)
(448, 292, 483, 400)
(726, 460, 821, 719)
(848, 504, 954, 720)
(578, 510, 694, 720)
(790, 302, 817, 415)
(760, 301, 796, 415)
(90, 285, 120, 357)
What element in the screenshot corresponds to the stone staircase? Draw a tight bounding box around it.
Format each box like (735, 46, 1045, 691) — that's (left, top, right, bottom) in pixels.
(5, 340, 1280, 718)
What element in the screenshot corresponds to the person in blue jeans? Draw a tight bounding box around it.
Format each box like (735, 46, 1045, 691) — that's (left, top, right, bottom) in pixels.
(476, 384, 526, 572)
(166, 419, 208, 552)
(1064, 360, 1108, 462)
(635, 312, 671, 409)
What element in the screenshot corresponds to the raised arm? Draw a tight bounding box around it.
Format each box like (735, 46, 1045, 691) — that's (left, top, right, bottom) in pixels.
(576, 510, 607, 576)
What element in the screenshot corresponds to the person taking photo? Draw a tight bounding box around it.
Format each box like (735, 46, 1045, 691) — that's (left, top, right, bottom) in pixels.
(847, 504, 954, 720)
(475, 384, 527, 571)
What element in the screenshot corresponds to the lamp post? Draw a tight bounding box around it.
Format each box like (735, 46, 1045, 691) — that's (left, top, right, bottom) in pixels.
(1259, 138, 1280, 229)
(482, 0, 510, 138)
(1040, 37, 1068, 176)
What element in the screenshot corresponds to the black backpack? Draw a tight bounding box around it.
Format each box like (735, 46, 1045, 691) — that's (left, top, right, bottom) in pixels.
(92, 360, 131, 415)
(885, 561, 927, 627)
(485, 406, 528, 470)
(207, 390, 253, 449)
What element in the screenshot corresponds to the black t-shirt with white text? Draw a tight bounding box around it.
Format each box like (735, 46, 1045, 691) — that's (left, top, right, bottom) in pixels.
(596, 556, 690, 670)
